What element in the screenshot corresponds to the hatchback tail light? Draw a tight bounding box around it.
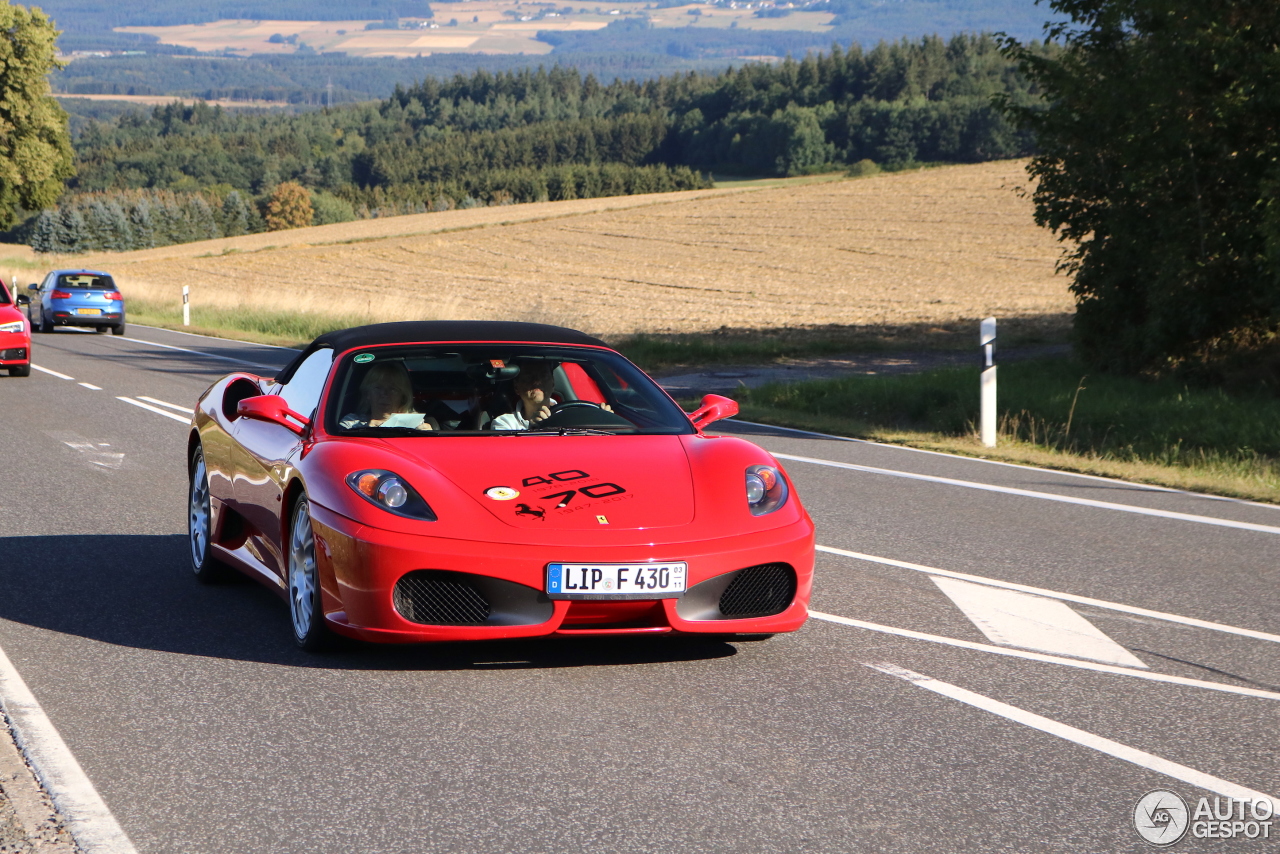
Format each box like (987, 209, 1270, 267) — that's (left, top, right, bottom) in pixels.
(105, 291, 123, 301)
(50, 290, 72, 299)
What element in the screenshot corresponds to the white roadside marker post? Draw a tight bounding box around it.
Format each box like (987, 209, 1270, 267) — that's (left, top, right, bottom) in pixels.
(182, 285, 190, 327)
(980, 316, 996, 447)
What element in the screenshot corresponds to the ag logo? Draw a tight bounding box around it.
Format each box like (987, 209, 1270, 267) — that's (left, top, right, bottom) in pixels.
(485, 486, 519, 501)
(1134, 790, 1189, 846)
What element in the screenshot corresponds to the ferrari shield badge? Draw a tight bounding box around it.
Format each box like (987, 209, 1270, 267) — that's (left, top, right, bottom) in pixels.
(485, 486, 520, 501)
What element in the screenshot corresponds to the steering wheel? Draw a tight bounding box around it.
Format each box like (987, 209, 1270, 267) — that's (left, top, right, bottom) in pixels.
(543, 401, 601, 417)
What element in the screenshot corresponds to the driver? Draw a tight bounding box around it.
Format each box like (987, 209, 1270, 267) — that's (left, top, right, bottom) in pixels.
(492, 362, 555, 431)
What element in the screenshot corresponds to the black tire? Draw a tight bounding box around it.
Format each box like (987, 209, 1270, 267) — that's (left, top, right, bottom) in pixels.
(288, 495, 332, 651)
(112, 322, 126, 336)
(94, 325, 109, 334)
(189, 447, 230, 583)
(38, 310, 51, 334)
(8, 364, 31, 378)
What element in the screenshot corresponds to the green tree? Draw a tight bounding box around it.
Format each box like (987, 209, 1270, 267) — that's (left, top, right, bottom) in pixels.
(265, 181, 313, 230)
(0, 2, 73, 229)
(1001, 0, 1280, 374)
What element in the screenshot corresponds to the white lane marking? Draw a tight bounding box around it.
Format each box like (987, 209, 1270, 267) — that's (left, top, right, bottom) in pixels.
(31, 364, 74, 381)
(116, 396, 189, 423)
(930, 577, 1148, 668)
(61, 440, 124, 470)
(137, 395, 195, 414)
(117, 335, 280, 369)
(811, 612, 1280, 700)
(78, 382, 102, 391)
(777, 453, 1280, 534)
(729, 418, 1280, 510)
(865, 662, 1278, 810)
(0, 645, 138, 853)
(131, 323, 294, 350)
(817, 545, 1280, 645)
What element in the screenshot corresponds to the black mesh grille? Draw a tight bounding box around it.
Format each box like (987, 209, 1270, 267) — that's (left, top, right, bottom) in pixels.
(394, 571, 492, 625)
(0, 349, 26, 360)
(718, 563, 796, 618)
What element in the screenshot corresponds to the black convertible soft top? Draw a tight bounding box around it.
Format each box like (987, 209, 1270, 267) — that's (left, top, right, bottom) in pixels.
(274, 320, 610, 383)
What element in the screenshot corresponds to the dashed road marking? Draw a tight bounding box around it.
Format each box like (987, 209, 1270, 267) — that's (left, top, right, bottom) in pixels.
(779, 453, 1280, 535)
(137, 395, 194, 414)
(810, 612, 1280, 700)
(866, 662, 1278, 810)
(818, 545, 1280, 645)
(116, 396, 189, 423)
(78, 382, 101, 391)
(31, 364, 73, 381)
(931, 576, 1149, 668)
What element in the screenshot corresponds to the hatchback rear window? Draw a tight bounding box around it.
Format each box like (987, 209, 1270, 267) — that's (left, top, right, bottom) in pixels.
(57, 274, 116, 290)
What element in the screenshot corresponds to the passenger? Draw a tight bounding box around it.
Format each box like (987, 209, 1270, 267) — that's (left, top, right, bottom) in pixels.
(491, 362, 555, 431)
(339, 362, 437, 430)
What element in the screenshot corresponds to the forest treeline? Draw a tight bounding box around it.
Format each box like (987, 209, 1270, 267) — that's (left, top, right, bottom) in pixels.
(35, 34, 1045, 251)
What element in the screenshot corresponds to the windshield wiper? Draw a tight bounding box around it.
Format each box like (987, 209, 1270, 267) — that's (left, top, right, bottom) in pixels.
(521, 427, 617, 436)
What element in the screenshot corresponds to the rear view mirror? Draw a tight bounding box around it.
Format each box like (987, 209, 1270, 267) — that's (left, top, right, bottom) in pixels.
(689, 394, 739, 429)
(15, 295, 28, 306)
(237, 395, 310, 435)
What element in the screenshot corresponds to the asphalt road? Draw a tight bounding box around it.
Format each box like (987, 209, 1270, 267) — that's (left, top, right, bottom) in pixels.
(0, 325, 1277, 853)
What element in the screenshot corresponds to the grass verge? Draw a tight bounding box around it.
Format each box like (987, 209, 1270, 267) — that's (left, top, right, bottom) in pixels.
(126, 298, 348, 348)
(733, 357, 1280, 504)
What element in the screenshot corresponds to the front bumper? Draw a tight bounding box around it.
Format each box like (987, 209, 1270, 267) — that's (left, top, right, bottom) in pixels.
(0, 334, 29, 365)
(309, 502, 814, 643)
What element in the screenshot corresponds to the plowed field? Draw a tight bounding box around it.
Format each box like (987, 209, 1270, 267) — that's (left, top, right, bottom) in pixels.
(66, 160, 1072, 338)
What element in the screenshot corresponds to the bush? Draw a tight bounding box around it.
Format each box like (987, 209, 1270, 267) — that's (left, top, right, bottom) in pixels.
(311, 190, 355, 225)
(265, 181, 313, 231)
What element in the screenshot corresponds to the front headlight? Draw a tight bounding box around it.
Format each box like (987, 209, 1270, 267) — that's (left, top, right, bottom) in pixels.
(0, 320, 23, 334)
(745, 464, 788, 516)
(346, 470, 437, 521)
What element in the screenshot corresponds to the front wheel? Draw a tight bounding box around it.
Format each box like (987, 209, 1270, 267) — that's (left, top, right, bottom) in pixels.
(8, 364, 30, 378)
(288, 496, 331, 651)
(189, 447, 228, 583)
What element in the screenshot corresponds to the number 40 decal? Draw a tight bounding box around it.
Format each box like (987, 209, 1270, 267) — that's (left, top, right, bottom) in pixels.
(521, 470, 625, 508)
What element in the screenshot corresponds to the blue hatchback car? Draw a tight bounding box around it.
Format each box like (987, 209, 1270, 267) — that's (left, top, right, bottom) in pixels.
(29, 269, 126, 335)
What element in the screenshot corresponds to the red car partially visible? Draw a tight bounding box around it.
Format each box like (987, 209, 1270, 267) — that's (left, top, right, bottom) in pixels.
(188, 321, 815, 651)
(0, 280, 31, 377)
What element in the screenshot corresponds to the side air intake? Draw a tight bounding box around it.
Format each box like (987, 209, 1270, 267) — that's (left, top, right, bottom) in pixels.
(394, 570, 492, 625)
(717, 563, 796, 618)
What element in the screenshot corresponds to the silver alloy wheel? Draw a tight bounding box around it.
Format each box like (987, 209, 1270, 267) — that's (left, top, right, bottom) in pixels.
(289, 500, 318, 641)
(189, 453, 211, 570)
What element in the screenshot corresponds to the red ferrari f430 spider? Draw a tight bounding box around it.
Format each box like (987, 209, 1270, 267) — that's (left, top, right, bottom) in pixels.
(188, 321, 814, 649)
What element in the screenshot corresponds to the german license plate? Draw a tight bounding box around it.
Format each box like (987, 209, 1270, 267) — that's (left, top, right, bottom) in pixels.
(547, 562, 687, 599)
(75, 308, 101, 315)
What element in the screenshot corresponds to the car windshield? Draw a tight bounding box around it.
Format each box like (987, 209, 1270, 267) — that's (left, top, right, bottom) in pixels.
(0, 285, 9, 305)
(57, 274, 115, 290)
(326, 344, 694, 436)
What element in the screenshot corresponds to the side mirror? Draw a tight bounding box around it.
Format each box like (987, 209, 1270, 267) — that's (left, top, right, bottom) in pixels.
(689, 394, 738, 429)
(237, 395, 310, 435)
(15, 294, 28, 306)
(27, 284, 38, 291)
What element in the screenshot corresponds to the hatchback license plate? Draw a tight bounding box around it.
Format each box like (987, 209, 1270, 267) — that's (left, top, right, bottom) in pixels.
(75, 308, 101, 315)
(547, 562, 687, 599)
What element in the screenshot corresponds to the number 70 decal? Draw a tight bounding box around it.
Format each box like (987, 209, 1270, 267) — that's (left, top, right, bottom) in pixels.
(544, 482, 626, 508)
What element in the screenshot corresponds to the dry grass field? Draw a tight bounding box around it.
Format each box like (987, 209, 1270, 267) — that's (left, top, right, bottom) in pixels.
(115, 2, 832, 58)
(29, 161, 1070, 340)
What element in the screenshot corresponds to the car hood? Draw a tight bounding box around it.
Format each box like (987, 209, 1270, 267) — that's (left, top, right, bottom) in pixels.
(0, 305, 25, 327)
(392, 435, 697, 530)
